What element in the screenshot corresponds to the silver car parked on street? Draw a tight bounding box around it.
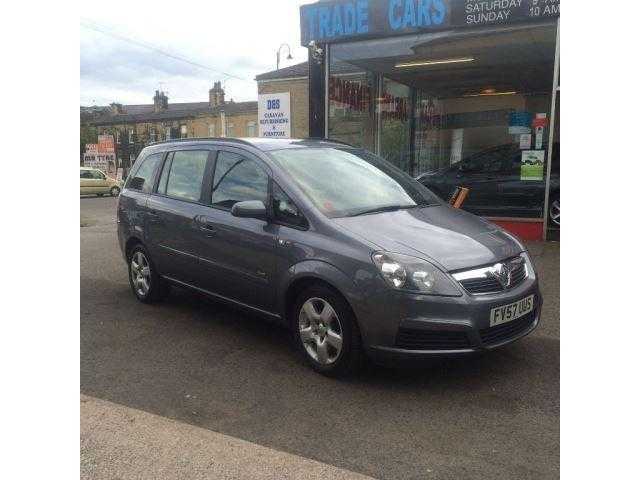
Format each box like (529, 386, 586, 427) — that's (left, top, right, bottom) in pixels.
(118, 138, 542, 375)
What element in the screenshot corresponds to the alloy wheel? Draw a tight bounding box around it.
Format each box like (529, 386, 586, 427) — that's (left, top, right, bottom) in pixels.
(549, 199, 560, 226)
(298, 297, 343, 365)
(130, 251, 151, 297)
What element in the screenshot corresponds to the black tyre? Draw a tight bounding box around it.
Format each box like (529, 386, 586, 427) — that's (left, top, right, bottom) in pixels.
(110, 186, 121, 197)
(292, 284, 363, 376)
(127, 244, 170, 303)
(548, 196, 560, 227)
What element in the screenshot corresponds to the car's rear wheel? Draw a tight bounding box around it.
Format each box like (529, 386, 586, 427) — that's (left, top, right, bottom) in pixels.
(292, 285, 363, 376)
(110, 186, 121, 197)
(548, 197, 560, 227)
(128, 245, 170, 303)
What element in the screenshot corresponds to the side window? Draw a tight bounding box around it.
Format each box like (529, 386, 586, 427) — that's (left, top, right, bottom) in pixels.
(80, 170, 93, 179)
(272, 183, 307, 228)
(165, 150, 209, 202)
(464, 148, 507, 174)
(92, 170, 106, 180)
(211, 151, 268, 209)
(127, 153, 163, 193)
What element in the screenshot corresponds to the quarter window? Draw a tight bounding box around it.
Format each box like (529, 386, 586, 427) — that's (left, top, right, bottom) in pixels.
(127, 153, 163, 193)
(211, 151, 268, 209)
(272, 183, 307, 228)
(165, 150, 209, 202)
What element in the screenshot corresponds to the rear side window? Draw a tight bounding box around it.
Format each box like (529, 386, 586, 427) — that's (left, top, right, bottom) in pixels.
(165, 150, 209, 202)
(128, 153, 163, 193)
(80, 170, 93, 179)
(211, 151, 268, 209)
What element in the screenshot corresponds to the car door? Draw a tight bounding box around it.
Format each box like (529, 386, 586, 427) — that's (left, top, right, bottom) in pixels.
(80, 169, 93, 194)
(93, 169, 110, 194)
(194, 147, 278, 313)
(454, 147, 508, 216)
(145, 148, 214, 285)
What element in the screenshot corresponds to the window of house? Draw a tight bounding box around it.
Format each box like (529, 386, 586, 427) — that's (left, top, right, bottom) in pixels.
(272, 182, 307, 228)
(128, 129, 134, 144)
(180, 125, 188, 138)
(126, 153, 163, 193)
(246, 121, 257, 137)
(165, 126, 171, 140)
(208, 124, 216, 137)
(150, 128, 156, 142)
(211, 151, 268, 209)
(227, 123, 235, 137)
(165, 150, 209, 202)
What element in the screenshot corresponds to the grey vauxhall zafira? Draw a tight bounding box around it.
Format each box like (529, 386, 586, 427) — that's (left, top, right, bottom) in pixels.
(118, 138, 542, 376)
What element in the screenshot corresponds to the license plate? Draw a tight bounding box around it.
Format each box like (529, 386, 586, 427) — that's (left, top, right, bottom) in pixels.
(489, 295, 534, 327)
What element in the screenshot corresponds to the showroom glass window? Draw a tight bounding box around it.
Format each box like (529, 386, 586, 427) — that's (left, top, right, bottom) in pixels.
(327, 23, 557, 220)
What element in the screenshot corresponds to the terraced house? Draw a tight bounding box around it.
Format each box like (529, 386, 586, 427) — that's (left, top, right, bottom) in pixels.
(88, 82, 259, 168)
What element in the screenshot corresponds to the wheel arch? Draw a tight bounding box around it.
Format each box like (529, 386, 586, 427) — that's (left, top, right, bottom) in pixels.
(279, 261, 366, 338)
(124, 236, 145, 261)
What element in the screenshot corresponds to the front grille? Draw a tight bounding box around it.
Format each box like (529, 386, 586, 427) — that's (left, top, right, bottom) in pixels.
(479, 310, 537, 346)
(459, 277, 502, 294)
(395, 328, 471, 350)
(456, 255, 528, 295)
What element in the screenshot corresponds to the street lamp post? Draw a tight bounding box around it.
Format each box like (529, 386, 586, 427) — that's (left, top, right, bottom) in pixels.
(276, 43, 293, 70)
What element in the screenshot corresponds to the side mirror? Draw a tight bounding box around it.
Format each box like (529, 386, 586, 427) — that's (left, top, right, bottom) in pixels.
(231, 200, 267, 221)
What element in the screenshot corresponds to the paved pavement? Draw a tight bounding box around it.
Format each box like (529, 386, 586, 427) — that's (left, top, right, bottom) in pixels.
(80, 196, 560, 480)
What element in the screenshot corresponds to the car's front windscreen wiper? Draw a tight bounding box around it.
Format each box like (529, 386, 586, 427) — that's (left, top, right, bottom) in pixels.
(348, 204, 426, 217)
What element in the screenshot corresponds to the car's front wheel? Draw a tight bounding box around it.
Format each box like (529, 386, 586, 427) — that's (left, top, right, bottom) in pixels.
(548, 197, 560, 227)
(127, 245, 170, 303)
(292, 285, 363, 376)
(110, 186, 121, 197)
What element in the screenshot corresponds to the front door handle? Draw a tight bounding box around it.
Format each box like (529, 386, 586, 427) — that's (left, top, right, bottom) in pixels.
(194, 215, 218, 237)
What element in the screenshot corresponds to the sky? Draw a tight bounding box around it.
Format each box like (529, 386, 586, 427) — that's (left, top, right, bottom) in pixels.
(80, 0, 313, 107)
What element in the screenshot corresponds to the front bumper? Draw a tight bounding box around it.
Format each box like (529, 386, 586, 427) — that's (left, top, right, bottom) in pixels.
(357, 274, 542, 363)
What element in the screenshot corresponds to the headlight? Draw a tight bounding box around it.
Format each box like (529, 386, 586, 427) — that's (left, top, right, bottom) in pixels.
(371, 252, 461, 296)
(521, 251, 537, 281)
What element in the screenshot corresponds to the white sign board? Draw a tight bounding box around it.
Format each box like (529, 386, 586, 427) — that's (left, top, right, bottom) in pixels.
(258, 92, 291, 138)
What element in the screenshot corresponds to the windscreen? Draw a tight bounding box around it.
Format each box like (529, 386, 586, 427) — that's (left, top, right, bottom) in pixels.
(270, 147, 440, 218)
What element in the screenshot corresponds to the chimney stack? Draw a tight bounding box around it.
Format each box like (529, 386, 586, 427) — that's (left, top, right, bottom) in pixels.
(209, 81, 225, 108)
(153, 90, 168, 113)
(110, 103, 124, 114)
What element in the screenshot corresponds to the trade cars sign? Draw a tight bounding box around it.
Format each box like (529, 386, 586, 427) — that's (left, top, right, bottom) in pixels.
(300, 0, 559, 45)
(258, 93, 291, 138)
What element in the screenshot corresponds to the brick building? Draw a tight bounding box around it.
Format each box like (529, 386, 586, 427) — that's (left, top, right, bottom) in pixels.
(85, 66, 316, 171)
(255, 62, 310, 138)
(87, 82, 259, 170)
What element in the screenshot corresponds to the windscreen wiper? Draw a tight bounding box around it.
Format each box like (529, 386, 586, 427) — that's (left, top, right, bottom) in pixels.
(349, 204, 421, 217)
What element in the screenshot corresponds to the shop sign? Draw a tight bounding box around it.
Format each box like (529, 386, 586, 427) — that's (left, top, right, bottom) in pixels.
(97, 134, 115, 154)
(258, 93, 291, 138)
(85, 143, 98, 155)
(520, 150, 544, 181)
(84, 153, 116, 175)
(301, 0, 559, 45)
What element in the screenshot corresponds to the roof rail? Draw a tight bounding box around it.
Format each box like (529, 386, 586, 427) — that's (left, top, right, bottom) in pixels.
(304, 137, 355, 148)
(146, 137, 256, 148)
